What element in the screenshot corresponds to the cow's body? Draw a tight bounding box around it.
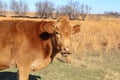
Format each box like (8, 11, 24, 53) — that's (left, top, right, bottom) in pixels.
(0, 16, 80, 80)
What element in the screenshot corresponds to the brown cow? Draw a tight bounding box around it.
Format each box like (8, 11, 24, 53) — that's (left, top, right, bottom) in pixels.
(0, 16, 80, 80)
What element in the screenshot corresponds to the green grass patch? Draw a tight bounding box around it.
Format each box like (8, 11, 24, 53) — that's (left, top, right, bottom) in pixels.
(0, 50, 120, 80)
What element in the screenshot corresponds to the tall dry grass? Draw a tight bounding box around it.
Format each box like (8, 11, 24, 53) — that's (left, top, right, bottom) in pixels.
(71, 19, 120, 59)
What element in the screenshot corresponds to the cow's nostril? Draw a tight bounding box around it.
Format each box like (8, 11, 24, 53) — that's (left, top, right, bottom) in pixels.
(61, 47, 70, 53)
(64, 48, 70, 51)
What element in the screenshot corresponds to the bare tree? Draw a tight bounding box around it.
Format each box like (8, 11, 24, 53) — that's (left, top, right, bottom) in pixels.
(10, 0, 29, 16)
(19, 0, 29, 16)
(58, 0, 80, 20)
(35, 0, 55, 18)
(0, 0, 3, 15)
(55, 5, 62, 18)
(35, 1, 44, 17)
(0, 0, 7, 16)
(56, 0, 92, 20)
(3, 2, 7, 16)
(10, 0, 19, 16)
(104, 11, 120, 16)
(80, 4, 92, 20)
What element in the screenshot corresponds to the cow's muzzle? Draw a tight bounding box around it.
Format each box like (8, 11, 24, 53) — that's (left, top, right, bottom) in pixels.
(60, 47, 72, 57)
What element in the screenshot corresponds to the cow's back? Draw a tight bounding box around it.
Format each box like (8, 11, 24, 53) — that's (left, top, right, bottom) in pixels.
(0, 20, 19, 42)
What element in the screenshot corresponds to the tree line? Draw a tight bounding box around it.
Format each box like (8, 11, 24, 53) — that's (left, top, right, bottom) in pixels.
(104, 11, 120, 16)
(0, 0, 92, 20)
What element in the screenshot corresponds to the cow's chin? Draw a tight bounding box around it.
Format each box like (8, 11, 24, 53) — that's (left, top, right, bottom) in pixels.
(60, 52, 71, 57)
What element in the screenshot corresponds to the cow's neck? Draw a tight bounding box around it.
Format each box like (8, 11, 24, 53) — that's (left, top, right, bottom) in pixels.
(50, 33, 59, 62)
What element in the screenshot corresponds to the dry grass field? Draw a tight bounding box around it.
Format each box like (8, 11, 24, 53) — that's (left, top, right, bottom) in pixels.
(0, 17, 120, 80)
(71, 19, 120, 57)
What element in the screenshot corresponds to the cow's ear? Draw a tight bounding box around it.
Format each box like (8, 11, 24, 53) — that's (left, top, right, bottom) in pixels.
(46, 22, 56, 33)
(72, 25, 80, 34)
(39, 21, 56, 34)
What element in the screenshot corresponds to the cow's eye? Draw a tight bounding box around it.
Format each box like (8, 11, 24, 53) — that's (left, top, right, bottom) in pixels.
(39, 32, 51, 40)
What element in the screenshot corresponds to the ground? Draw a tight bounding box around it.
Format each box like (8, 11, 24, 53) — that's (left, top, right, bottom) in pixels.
(0, 50, 120, 80)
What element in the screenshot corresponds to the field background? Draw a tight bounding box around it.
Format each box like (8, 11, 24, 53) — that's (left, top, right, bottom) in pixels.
(0, 16, 120, 80)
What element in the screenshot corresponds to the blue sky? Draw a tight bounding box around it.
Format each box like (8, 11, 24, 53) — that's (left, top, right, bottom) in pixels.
(2, 0, 120, 14)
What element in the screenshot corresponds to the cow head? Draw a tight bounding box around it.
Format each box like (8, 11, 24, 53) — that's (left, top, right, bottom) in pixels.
(54, 16, 80, 57)
(16, 17, 80, 59)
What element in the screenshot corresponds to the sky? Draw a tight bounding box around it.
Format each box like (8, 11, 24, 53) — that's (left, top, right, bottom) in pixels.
(2, 0, 120, 14)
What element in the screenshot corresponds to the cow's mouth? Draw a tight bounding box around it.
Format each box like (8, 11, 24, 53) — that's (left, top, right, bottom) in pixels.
(60, 52, 72, 57)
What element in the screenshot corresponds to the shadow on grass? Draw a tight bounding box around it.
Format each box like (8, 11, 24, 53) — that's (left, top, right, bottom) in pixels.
(0, 72, 41, 80)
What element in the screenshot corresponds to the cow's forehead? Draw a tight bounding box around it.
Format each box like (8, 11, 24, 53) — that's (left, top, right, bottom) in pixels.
(56, 17, 72, 32)
(57, 23, 72, 33)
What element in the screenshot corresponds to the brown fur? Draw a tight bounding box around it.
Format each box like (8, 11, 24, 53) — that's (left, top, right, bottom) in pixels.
(0, 16, 80, 80)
